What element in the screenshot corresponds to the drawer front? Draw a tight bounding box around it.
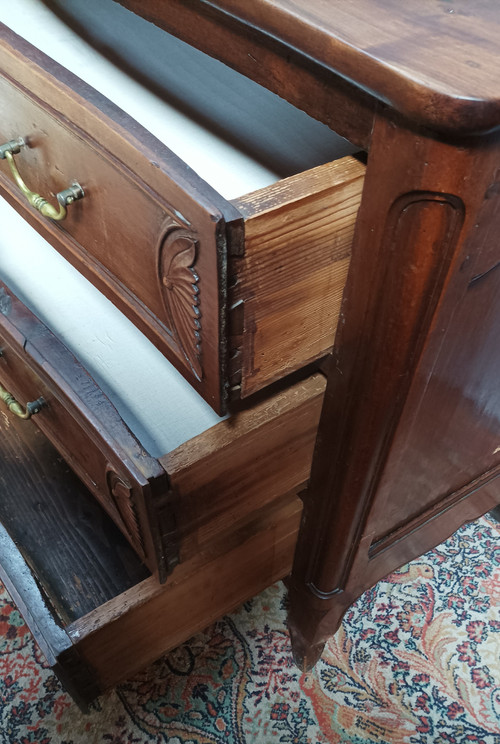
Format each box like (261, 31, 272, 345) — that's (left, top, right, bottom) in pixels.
(0, 282, 174, 580)
(0, 24, 241, 413)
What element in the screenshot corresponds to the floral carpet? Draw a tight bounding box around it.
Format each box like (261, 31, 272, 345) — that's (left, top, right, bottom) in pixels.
(0, 516, 499, 744)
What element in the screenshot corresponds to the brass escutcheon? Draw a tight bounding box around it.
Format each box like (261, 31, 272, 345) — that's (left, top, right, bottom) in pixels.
(0, 137, 84, 221)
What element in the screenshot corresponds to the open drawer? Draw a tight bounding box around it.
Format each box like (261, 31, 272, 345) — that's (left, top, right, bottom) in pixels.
(0, 278, 325, 580)
(0, 3, 365, 413)
(0, 400, 303, 706)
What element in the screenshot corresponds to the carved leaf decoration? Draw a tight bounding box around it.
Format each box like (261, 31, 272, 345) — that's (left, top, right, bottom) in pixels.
(159, 230, 202, 380)
(106, 467, 145, 559)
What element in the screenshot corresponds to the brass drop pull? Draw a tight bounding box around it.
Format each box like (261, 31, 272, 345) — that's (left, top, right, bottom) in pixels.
(0, 382, 45, 420)
(0, 137, 84, 221)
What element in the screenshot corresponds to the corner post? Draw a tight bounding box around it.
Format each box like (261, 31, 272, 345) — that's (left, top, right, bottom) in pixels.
(288, 112, 500, 667)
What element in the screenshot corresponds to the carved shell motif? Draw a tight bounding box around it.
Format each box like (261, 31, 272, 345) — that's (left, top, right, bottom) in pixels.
(159, 229, 202, 380)
(106, 467, 145, 560)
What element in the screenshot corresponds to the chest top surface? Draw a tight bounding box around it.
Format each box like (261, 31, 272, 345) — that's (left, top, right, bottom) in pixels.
(194, 0, 500, 135)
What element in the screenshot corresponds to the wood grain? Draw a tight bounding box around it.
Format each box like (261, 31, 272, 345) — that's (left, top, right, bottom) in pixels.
(0, 280, 325, 584)
(0, 21, 363, 407)
(288, 115, 500, 667)
(0, 401, 148, 624)
(162, 372, 326, 559)
(0, 360, 304, 699)
(231, 157, 364, 397)
(189, 0, 500, 135)
(67, 496, 302, 692)
(8, 0, 499, 683)
(0, 281, 173, 579)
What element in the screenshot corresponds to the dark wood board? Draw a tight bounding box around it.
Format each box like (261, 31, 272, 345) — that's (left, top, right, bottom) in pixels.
(0, 402, 149, 626)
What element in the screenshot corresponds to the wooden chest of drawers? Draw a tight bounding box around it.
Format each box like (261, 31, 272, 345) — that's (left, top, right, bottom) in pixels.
(0, 0, 340, 701)
(1, 0, 500, 704)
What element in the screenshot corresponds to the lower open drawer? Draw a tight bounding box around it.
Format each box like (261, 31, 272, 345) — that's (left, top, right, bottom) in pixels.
(0, 404, 302, 705)
(0, 280, 324, 580)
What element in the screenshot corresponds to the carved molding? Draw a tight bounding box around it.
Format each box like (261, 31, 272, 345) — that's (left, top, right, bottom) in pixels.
(368, 464, 500, 560)
(105, 466, 145, 559)
(305, 190, 466, 599)
(158, 227, 202, 380)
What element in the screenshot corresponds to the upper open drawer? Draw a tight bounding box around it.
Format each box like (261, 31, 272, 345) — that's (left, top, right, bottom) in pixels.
(0, 10, 364, 413)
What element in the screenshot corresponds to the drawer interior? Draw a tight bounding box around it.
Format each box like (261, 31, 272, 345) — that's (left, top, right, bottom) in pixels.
(12, 0, 356, 199)
(0, 402, 302, 704)
(0, 0, 365, 412)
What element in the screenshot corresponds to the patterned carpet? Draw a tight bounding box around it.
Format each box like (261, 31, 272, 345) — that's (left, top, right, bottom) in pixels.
(0, 516, 499, 744)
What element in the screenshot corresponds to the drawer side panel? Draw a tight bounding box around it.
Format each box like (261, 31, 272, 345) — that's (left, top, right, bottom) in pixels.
(231, 156, 364, 397)
(163, 373, 326, 559)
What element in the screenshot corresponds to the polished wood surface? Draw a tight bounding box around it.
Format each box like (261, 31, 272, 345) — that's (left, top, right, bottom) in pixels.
(288, 115, 500, 666)
(204, 0, 500, 134)
(116, 0, 500, 136)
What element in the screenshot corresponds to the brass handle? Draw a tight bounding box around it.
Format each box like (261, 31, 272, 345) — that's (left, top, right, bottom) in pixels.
(0, 382, 45, 420)
(0, 138, 84, 221)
